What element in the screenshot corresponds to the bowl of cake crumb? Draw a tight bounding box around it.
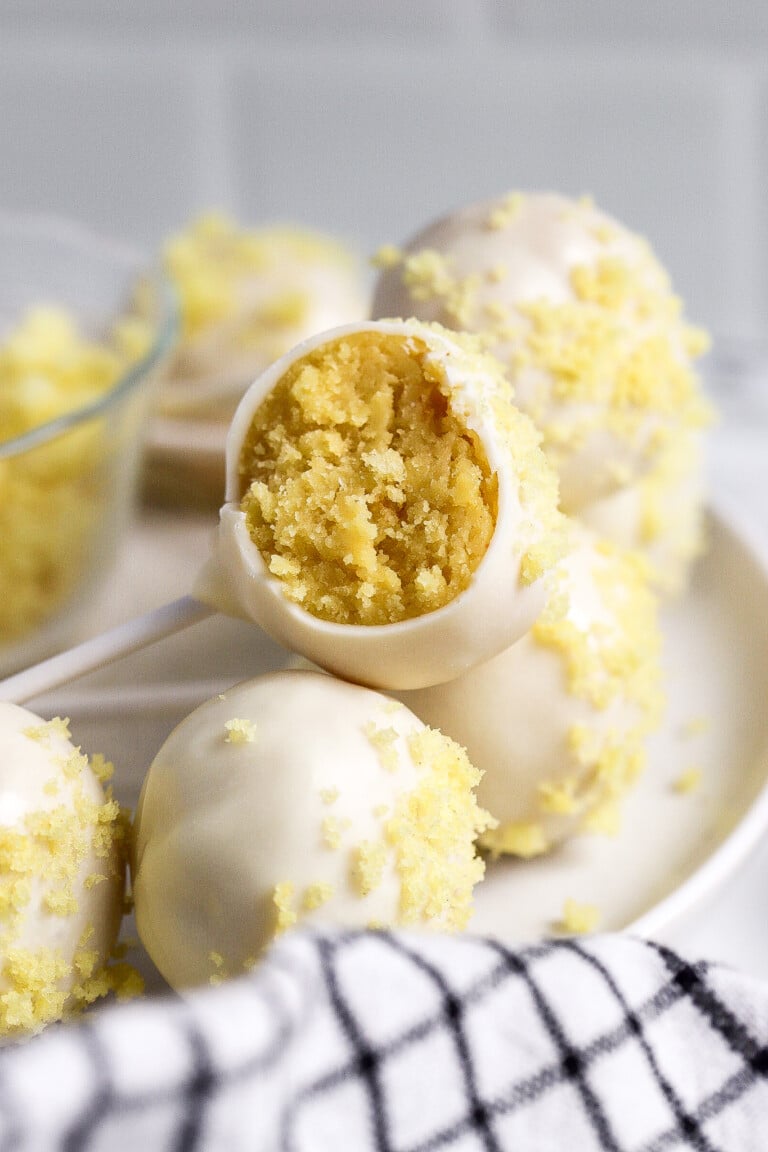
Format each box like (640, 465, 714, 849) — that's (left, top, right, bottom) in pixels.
(0, 213, 177, 675)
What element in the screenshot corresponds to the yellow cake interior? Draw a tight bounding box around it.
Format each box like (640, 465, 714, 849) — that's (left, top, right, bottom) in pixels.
(238, 332, 498, 625)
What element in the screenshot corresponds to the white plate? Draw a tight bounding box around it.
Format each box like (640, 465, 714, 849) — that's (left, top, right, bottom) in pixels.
(37, 505, 768, 992)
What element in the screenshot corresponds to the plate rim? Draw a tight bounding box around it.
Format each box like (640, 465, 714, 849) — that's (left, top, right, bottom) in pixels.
(628, 496, 768, 937)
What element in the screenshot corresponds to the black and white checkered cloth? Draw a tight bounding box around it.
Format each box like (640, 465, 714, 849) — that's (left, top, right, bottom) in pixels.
(0, 930, 766, 1151)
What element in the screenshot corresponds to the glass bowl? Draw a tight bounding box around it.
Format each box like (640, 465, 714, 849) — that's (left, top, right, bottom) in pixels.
(0, 214, 177, 676)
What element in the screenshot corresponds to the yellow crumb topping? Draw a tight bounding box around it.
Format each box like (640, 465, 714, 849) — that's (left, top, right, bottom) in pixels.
(364, 722, 401, 772)
(164, 213, 356, 342)
(0, 734, 136, 1036)
(533, 542, 663, 719)
(372, 244, 403, 269)
(559, 898, 601, 935)
(350, 842, 388, 897)
(224, 717, 258, 745)
(582, 800, 621, 837)
(319, 787, 339, 806)
(272, 882, 297, 934)
(302, 882, 334, 912)
(384, 727, 494, 930)
(381, 198, 711, 494)
(0, 307, 153, 647)
(481, 821, 549, 860)
(239, 330, 497, 625)
(321, 815, 350, 851)
(486, 192, 525, 231)
(673, 767, 702, 795)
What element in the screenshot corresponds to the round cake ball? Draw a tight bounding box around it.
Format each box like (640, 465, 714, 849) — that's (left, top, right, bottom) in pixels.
(400, 527, 664, 857)
(196, 318, 568, 690)
(158, 214, 368, 420)
(0, 704, 126, 1035)
(132, 670, 493, 990)
(372, 192, 711, 512)
(580, 431, 706, 598)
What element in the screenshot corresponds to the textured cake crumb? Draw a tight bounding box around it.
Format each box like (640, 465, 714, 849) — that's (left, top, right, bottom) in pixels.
(559, 898, 600, 935)
(239, 331, 497, 626)
(673, 767, 702, 795)
(224, 718, 258, 745)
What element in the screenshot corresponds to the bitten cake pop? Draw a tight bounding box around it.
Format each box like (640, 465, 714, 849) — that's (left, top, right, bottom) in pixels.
(157, 214, 368, 420)
(197, 318, 568, 690)
(0, 703, 129, 1034)
(372, 192, 711, 513)
(132, 670, 493, 989)
(400, 526, 663, 857)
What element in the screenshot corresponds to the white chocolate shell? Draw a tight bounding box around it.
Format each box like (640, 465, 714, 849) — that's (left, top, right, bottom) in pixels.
(196, 319, 567, 690)
(132, 670, 490, 990)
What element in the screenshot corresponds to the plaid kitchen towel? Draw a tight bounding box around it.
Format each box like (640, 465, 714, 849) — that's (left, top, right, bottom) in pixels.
(0, 929, 766, 1151)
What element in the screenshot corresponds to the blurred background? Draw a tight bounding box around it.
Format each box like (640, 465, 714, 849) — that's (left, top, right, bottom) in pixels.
(0, 0, 765, 362)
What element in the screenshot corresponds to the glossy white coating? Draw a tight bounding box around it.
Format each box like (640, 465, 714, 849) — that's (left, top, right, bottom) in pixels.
(132, 670, 478, 989)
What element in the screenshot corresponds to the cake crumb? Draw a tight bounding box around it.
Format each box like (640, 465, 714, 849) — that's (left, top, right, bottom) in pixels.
(302, 882, 334, 911)
(673, 767, 702, 795)
(224, 718, 258, 745)
(481, 821, 548, 860)
(559, 898, 600, 935)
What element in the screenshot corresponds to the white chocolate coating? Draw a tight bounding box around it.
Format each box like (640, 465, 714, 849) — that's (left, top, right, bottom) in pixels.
(0, 704, 124, 1033)
(579, 432, 706, 598)
(132, 670, 490, 990)
(400, 528, 663, 855)
(372, 192, 710, 512)
(196, 319, 567, 690)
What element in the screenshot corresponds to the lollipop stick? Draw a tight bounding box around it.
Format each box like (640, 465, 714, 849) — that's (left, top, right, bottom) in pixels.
(0, 595, 214, 705)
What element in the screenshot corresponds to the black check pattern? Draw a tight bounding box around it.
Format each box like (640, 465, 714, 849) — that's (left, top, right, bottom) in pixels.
(0, 930, 765, 1151)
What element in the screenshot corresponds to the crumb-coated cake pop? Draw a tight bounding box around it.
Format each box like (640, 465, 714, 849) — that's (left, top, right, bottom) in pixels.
(157, 214, 368, 420)
(400, 526, 663, 857)
(580, 431, 706, 598)
(132, 670, 493, 990)
(372, 192, 711, 513)
(196, 318, 568, 690)
(0, 704, 133, 1035)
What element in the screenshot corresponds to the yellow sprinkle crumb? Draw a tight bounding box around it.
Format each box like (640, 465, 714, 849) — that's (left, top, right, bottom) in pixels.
(43, 889, 78, 916)
(89, 753, 115, 784)
(273, 882, 297, 934)
(363, 722, 401, 772)
(582, 801, 621, 837)
(321, 815, 351, 850)
(224, 718, 258, 745)
(319, 787, 339, 806)
(209, 951, 225, 969)
(84, 874, 107, 890)
(673, 767, 702, 795)
(371, 244, 403, 269)
(486, 192, 525, 230)
(350, 842, 388, 897)
(538, 779, 578, 815)
(42, 779, 60, 797)
(559, 898, 600, 935)
(302, 882, 334, 911)
(23, 717, 71, 744)
(480, 821, 548, 860)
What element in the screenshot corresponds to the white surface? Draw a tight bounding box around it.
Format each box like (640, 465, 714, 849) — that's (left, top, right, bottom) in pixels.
(23, 430, 768, 985)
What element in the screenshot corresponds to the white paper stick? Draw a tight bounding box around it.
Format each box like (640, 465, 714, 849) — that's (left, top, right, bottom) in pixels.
(0, 595, 214, 705)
